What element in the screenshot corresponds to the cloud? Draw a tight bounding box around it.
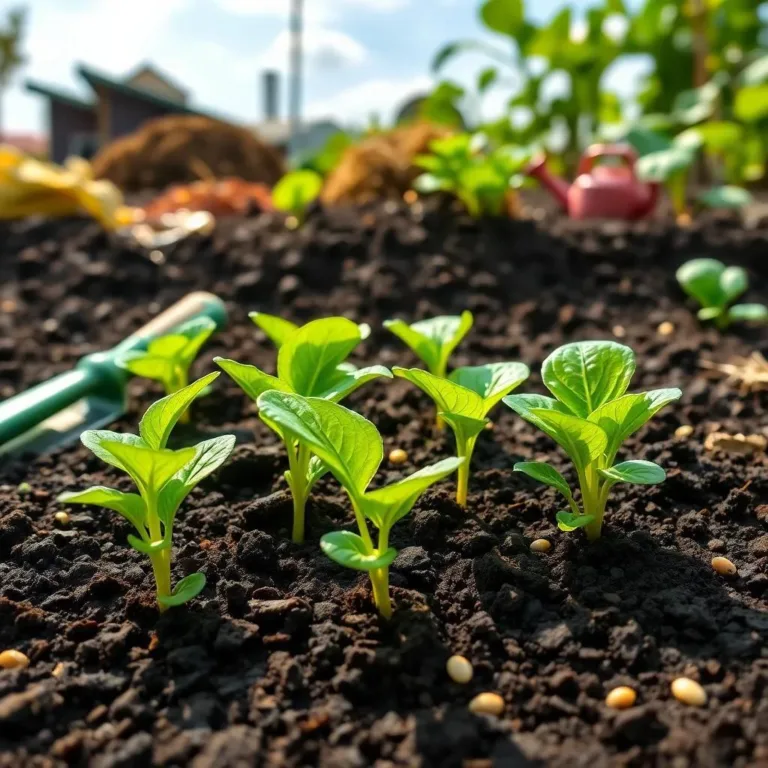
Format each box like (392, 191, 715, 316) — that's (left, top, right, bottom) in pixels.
(261, 27, 368, 72)
(217, 0, 408, 23)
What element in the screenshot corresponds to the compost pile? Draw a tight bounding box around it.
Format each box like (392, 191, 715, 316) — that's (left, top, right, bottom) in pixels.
(0, 202, 767, 767)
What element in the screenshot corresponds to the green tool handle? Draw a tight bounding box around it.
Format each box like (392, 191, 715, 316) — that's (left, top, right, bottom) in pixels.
(0, 292, 227, 446)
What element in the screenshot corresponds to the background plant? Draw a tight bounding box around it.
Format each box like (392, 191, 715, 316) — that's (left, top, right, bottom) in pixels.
(58, 374, 235, 611)
(271, 170, 323, 225)
(504, 341, 681, 541)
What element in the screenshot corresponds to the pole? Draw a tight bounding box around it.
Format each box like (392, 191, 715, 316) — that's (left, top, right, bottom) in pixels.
(289, 0, 304, 149)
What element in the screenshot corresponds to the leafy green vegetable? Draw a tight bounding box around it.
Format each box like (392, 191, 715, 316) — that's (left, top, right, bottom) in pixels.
(504, 341, 681, 541)
(394, 362, 528, 504)
(118, 318, 216, 422)
(57, 373, 235, 611)
(271, 170, 323, 224)
(216, 317, 391, 543)
(636, 142, 696, 217)
(696, 186, 753, 210)
(257, 391, 461, 618)
(676, 258, 767, 329)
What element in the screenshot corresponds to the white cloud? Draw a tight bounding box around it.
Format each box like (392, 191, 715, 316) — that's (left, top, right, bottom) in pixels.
(262, 27, 368, 72)
(217, 0, 408, 23)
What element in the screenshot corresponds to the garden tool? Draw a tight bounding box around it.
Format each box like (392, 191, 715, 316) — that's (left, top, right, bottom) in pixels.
(0, 291, 227, 459)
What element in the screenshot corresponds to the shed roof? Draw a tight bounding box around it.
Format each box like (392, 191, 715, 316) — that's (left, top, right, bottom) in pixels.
(25, 79, 94, 111)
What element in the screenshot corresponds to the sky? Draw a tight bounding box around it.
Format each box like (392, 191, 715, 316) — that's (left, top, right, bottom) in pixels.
(0, 0, 650, 135)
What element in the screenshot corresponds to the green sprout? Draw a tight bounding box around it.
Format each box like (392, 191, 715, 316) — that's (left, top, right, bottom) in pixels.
(58, 373, 235, 611)
(393, 362, 529, 505)
(257, 391, 462, 619)
(215, 317, 390, 544)
(271, 170, 324, 225)
(118, 317, 216, 423)
(636, 142, 696, 219)
(504, 341, 681, 542)
(250, 311, 370, 350)
(676, 258, 768, 328)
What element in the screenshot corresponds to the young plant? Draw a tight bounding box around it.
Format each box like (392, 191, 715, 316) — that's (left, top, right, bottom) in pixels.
(118, 317, 216, 422)
(257, 390, 462, 619)
(271, 170, 323, 225)
(676, 258, 768, 328)
(57, 373, 235, 611)
(250, 311, 370, 350)
(215, 317, 390, 544)
(393, 362, 529, 505)
(635, 142, 697, 219)
(504, 341, 681, 541)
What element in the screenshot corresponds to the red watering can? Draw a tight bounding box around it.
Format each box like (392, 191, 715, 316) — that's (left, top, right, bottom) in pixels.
(527, 144, 660, 220)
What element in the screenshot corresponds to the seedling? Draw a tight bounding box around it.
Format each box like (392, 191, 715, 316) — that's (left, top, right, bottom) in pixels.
(504, 341, 681, 541)
(271, 170, 323, 225)
(216, 317, 391, 543)
(250, 312, 370, 350)
(118, 317, 216, 422)
(257, 391, 462, 619)
(394, 362, 529, 505)
(58, 373, 235, 611)
(676, 258, 768, 328)
(635, 142, 696, 219)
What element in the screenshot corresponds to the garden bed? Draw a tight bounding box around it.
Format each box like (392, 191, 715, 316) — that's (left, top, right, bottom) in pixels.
(0, 200, 767, 767)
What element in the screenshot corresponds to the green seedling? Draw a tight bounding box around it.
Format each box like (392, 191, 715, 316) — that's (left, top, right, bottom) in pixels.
(250, 311, 370, 350)
(676, 258, 768, 328)
(636, 142, 696, 219)
(504, 341, 681, 541)
(58, 373, 235, 611)
(216, 317, 390, 544)
(257, 391, 462, 619)
(271, 170, 323, 225)
(118, 317, 216, 423)
(394, 362, 529, 505)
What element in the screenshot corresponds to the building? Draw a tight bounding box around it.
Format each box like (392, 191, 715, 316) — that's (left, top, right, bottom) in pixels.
(26, 63, 210, 164)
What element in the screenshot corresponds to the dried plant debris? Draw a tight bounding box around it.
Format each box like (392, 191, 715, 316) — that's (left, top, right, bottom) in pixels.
(703, 431, 767, 455)
(701, 353, 768, 395)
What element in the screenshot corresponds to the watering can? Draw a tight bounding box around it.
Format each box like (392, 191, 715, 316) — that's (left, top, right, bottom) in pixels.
(527, 144, 660, 220)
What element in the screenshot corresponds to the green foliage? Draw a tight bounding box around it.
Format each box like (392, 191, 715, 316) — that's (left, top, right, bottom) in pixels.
(504, 341, 680, 541)
(676, 258, 767, 329)
(257, 391, 462, 618)
(393, 362, 529, 505)
(297, 132, 355, 177)
(0, 8, 26, 89)
(271, 170, 323, 223)
(57, 374, 235, 612)
(216, 317, 390, 543)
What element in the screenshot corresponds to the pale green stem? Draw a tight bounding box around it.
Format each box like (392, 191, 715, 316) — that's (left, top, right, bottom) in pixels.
(350, 496, 374, 552)
(370, 527, 392, 619)
(145, 492, 171, 611)
(455, 435, 478, 507)
(286, 441, 311, 544)
(432, 360, 448, 430)
(581, 465, 608, 542)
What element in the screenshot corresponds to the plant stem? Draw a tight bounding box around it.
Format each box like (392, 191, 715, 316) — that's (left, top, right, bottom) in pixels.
(286, 441, 311, 544)
(582, 469, 609, 542)
(455, 435, 478, 507)
(370, 528, 392, 619)
(146, 493, 171, 610)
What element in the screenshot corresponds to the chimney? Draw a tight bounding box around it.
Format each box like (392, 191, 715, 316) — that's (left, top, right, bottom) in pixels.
(263, 70, 279, 121)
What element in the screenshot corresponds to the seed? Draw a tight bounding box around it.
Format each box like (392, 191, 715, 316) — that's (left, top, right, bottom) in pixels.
(612, 325, 626, 338)
(446, 655, 473, 684)
(469, 692, 505, 716)
(149, 249, 165, 265)
(671, 677, 707, 706)
(388, 448, 408, 465)
(657, 321, 675, 337)
(0, 649, 30, 669)
(711, 556, 737, 576)
(484, 421, 494, 431)
(52, 662, 66, 678)
(403, 190, 418, 205)
(675, 425, 694, 439)
(530, 539, 551, 553)
(605, 686, 637, 709)
(285, 215, 299, 230)
(54, 511, 70, 526)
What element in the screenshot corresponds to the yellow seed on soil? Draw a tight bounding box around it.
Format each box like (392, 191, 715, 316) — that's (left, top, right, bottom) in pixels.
(0, 649, 30, 669)
(711, 556, 737, 576)
(54, 511, 70, 526)
(657, 321, 675, 337)
(605, 686, 637, 709)
(484, 421, 494, 431)
(446, 655, 473, 684)
(285, 215, 299, 230)
(469, 692, 505, 716)
(671, 677, 707, 706)
(530, 539, 552, 553)
(675, 425, 694, 439)
(612, 325, 626, 338)
(403, 190, 418, 205)
(52, 662, 66, 678)
(388, 448, 408, 465)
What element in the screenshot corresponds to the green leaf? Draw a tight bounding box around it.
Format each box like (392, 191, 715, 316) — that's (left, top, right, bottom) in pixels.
(528, 409, 608, 472)
(556, 511, 595, 532)
(477, 67, 498, 93)
(636, 147, 695, 182)
(728, 304, 768, 324)
(316, 364, 393, 403)
(119, 354, 174, 384)
(719, 267, 748, 304)
(542, 341, 636, 418)
(249, 312, 299, 349)
(741, 55, 768, 86)
(672, 82, 719, 125)
(393, 367, 485, 418)
(80, 431, 145, 472)
(514, 462, 572, 499)
(449, 362, 530, 414)
(101, 442, 196, 496)
(686, 122, 743, 154)
(481, 0, 524, 38)
(320, 531, 397, 572)
(157, 572, 207, 608)
(215, 357, 288, 402)
(676, 258, 726, 308)
(697, 186, 753, 210)
(139, 372, 220, 450)
(127, 535, 171, 555)
(277, 317, 365, 397)
(599, 460, 666, 486)
(384, 312, 473, 376)
(146, 334, 189, 358)
(306, 455, 329, 490)
(57, 486, 146, 534)
(587, 389, 682, 462)
(734, 85, 768, 123)
(176, 318, 216, 366)
(440, 412, 488, 446)
(257, 391, 382, 496)
(271, 170, 323, 216)
(502, 393, 572, 428)
(698, 306, 725, 322)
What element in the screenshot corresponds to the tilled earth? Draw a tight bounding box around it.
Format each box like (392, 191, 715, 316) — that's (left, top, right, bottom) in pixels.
(0, 200, 767, 767)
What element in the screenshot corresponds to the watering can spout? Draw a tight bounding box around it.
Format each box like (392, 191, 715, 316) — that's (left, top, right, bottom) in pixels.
(527, 153, 570, 211)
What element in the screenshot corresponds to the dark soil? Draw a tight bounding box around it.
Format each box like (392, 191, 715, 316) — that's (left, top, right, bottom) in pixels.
(0, 199, 767, 767)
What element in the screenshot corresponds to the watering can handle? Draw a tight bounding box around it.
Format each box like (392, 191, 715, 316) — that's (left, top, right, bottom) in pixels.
(577, 144, 639, 177)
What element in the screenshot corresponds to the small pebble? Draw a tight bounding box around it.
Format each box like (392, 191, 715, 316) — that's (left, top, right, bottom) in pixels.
(42, 318, 59, 333)
(388, 448, 408, 465)
(54, 511, 70, 526)
(469, 692, 505, 716)
(1, 299, 17, 313)
(671, 677, 707, 706)
(52, 662, 66, 678)
(446, 655, 473, 684)
(403, 190, 418, 205)
(675, 424, 694, 439)
(149, 250, 166, 265)
(612, 325, 626, 338)
(285, 215, 299, 230)
(484, 421, 494, 431)
(711, 556, 737, 576)
(657, 321, 675, 337)
(530, 539, 552, 553)
(605, 686, 637, 709)
(0, 649, 30, 669)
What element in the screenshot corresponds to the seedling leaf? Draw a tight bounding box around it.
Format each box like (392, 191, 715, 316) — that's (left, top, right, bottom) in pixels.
(80, 431, 146, 472)
(316, 364, 393, 402)
(449, 362, 530, 412)
(528, 409, 608, 473)
(728, 304, 768, 323)
(320, 531, 398, 572)
(393, 367, 485, 418)
(157, 572, 206, 607)
(215, 357, 287, 401)
(249, 312, 299, 348)
(556, 511, 595, 531)
(514, 461, 572, 499)
(599, 460, 666, 485)
(57, 486, 146, 534)
(101, 442, 196, 497)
